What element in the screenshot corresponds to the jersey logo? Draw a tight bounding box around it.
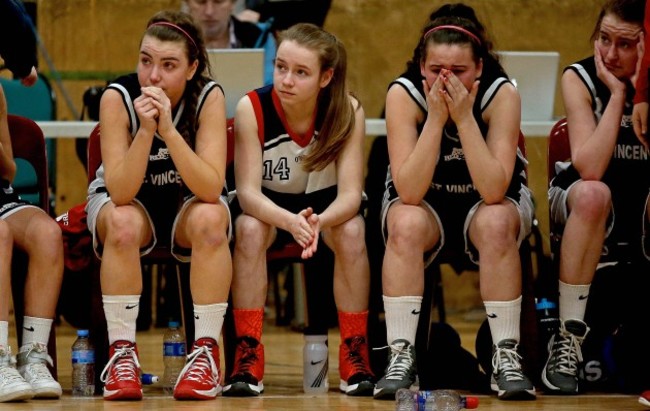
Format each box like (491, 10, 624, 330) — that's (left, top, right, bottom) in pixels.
(444, 147, 465, 162)
(150, 147, 170, 161)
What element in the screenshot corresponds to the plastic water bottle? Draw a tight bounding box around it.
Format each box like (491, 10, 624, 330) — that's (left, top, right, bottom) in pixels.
(395, 388, 479, 410)
(303, 334, 329, 394)
(162, 321, 186, 395)
(536, 297, 560, 348)
(71, 329, 95, 396)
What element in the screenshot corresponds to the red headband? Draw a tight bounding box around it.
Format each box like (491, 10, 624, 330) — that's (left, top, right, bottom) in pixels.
(148, 21, 198, 51)
(423, 24, 481, 45)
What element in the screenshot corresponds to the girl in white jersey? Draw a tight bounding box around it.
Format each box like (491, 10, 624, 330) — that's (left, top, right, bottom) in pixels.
(225, 23, 375, 397)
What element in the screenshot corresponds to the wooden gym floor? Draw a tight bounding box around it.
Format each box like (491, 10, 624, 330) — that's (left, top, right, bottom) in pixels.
(0, 309, 645, 410)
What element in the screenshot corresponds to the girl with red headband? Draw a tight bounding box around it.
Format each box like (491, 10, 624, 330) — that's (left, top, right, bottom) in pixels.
(86, 10, 232, 401)
(374, 3, 535, 401)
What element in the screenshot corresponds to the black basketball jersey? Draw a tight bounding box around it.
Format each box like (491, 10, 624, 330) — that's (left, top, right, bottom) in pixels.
(553, 56, 650, 246)
(384, 68, 529, 211)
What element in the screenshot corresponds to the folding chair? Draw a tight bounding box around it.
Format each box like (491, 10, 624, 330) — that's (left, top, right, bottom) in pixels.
(0, 74, 57, 210)
(7, 114, 58, 378)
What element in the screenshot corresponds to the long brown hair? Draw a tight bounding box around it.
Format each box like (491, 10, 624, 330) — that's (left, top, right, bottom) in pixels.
(143, 10, 212, 150)
(278, 23, 359, 172)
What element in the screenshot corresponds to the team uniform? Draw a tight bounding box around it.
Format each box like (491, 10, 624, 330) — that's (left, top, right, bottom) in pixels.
(549, 57, 650, 261)
(380, 68, 534, 267)
(86, 73, 232, 262)
(226, 84, 375, 398)
(232, 84, 350, 248)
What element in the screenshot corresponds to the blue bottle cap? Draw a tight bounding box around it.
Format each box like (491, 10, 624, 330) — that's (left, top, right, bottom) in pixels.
(168, 321, 180, 328)
(536, 298, 557, 310)
(77, 329, 90, 337)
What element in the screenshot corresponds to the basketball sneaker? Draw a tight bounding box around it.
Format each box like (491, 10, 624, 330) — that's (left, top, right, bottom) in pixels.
(372, 339, 417, 400)
(542, 319, 589, 394)
(639, 390, 650, 407)
(490, 339, 536, 400)
(100, 340, 142, 401)
(173, 337, 221, 400)
(0, 346, 33, 402)
(223, 336, 264, 397)
(16, 342, 61, 398)
(339, 335, 374, 396)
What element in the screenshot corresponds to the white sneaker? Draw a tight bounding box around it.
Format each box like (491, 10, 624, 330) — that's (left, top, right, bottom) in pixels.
(16, 343, 62, 399)
(0, 346, 34, 402)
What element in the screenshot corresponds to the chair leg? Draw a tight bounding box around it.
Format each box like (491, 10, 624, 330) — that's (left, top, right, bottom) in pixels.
(176, 264, 194, 349)
(89, 257, 108, 395)
(415, 263, 435, 390)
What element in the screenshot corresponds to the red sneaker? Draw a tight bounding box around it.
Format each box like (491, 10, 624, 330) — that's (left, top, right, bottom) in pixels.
(173, 337, 221, 400)
(100, 341, 142, 401)
(639, 390, 650, 407)
(223, 336, 265, 396)
(339, 336, 375, 396)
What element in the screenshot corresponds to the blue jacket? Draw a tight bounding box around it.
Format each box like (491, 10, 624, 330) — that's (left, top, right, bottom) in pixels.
(0, 0, 37, 79)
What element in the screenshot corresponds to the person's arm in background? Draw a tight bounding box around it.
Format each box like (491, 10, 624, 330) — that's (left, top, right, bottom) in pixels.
(0, 0, 38, 86)
(632, 2, 649, 144)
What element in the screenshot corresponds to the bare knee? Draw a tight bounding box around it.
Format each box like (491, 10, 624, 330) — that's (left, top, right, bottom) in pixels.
(471, 205, 518, 251)
(234, 215, 270, 256)
(103, 206, 147, 249)
(386, 207, 430, 252)
(328, 216, 366, 257)
(569, 181, 611, 222)
(185, 204, 229, 249)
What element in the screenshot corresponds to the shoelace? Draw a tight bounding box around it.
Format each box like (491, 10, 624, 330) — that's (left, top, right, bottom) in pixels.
(21, 343, 54, 367)
(176, 345, 218, 386)
(345, 336, 371, 375)
(234, 340, 258, 375)
(549, 329, 585, 376)
(492, 345, 525, 382)
(100, 346, 141, 384)
(378, 343, 414, 381)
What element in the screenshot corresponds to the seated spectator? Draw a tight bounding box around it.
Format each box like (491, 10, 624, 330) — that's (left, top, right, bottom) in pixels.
(183, 0, 276, 86)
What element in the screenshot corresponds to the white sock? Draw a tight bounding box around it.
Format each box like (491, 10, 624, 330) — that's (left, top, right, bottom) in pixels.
(383, 295, 422, 345)
(558, 280, 590, 322)
(484, 296, 522, 345)
(21, 316, 53, 350)
(194, 302, 228, 342)
(0, 321, 8, 348)
(103, 295, 140, 344)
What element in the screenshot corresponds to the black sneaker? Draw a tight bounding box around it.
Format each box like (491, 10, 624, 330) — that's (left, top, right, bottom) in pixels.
(372, 339, 417, 400)
(222, 337, 264, 397)
(490, 339, 536, 400)
(542, 319, 589, 394)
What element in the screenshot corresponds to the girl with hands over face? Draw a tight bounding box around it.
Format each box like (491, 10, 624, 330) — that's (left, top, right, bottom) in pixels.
(86, 10, 232, 402)
(374, 3, 536, 402)
(226, 23, 376, 398)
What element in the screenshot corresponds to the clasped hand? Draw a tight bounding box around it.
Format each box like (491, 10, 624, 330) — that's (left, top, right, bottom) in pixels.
(134, 86, 175, 137)
(289, 207, 320, 259)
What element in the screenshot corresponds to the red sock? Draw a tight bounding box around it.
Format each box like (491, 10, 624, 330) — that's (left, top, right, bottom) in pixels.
(338, 310, 369, 341)
(233, 308, 264, 341)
